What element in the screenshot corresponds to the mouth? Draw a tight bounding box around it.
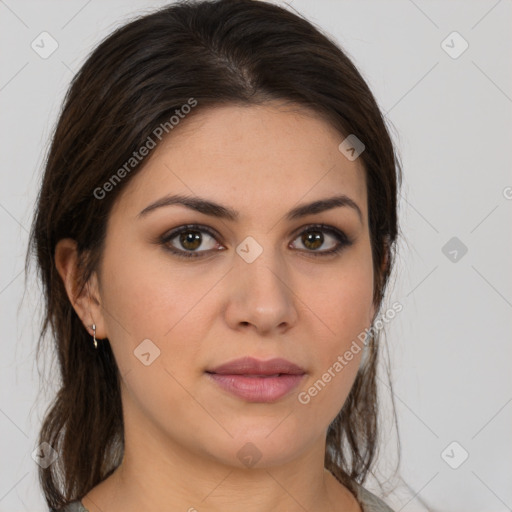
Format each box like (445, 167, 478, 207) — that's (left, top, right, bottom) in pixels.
(207, 356, 306, 376)
(205, 373, 306, 402)
(205, 356, 306, 403)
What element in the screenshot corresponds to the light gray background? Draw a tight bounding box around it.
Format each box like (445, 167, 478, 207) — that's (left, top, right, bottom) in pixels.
(1, 1, 511, 511)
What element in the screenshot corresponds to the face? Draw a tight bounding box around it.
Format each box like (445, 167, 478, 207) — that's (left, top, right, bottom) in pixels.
(76, 103, 376, 469)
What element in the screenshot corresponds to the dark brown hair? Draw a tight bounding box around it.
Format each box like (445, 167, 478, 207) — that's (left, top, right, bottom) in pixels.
(26, 0, 403, 509)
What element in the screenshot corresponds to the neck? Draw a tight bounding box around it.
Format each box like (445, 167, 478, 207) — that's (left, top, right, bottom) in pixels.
(81, 389, 361, 512)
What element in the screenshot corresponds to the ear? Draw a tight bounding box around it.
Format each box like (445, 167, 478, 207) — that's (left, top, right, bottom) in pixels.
(54, 238, 107, 340)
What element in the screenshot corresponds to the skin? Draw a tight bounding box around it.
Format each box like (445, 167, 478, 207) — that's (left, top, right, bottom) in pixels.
(55, 102, 379, 512)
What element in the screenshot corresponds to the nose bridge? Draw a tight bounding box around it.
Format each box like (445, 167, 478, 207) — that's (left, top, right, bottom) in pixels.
(236, 237, 288, 300)
(227, 235, 297, 332)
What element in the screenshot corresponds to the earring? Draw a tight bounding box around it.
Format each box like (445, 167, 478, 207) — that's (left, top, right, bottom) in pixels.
(92, 324, 97, 349)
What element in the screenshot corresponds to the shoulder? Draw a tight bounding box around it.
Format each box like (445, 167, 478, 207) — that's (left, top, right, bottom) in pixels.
(353, 482, 395, 512)
(52, 501, 89, 512)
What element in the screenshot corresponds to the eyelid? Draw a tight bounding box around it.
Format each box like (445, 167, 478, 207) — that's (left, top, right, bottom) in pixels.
(291, 222, 350, 244)
(159, 223, 223, 253)
(158, 223, 352, 258)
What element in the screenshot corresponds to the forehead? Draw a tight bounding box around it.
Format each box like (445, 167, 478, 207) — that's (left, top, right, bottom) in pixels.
(111, 102, 368, 223)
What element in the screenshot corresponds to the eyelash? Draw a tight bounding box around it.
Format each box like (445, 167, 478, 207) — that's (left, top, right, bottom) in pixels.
(158, 223, 353, 259)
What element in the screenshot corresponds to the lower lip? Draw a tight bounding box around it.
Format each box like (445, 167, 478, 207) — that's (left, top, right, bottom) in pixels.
(206, 373, 305, 402)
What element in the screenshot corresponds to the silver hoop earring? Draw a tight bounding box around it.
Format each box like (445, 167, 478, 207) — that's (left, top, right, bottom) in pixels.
(92, 324, 97, 349)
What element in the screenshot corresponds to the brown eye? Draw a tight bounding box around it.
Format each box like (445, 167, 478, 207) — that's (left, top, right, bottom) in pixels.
(160, 225, 221, 258)
(179, 230, 203, 251)
(301, 230, 324, 250)
(159, 223, 351, 260)
(291, 225, 349, 255)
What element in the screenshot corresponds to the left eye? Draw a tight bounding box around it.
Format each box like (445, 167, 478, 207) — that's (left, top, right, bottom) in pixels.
(159, 224, 351, 258)
(290, 226, 346, 253)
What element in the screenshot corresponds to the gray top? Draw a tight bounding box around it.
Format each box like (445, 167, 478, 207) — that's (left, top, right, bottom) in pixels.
(55, 482, 394, 512)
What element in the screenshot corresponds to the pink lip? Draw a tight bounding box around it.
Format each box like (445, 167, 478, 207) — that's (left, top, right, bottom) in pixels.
(207, 373, 305, 402)
(207, 356, 306, 376)
(206, 356, 306, 403)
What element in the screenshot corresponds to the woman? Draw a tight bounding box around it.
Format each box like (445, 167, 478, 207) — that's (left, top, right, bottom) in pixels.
(27, 0, 402, 510)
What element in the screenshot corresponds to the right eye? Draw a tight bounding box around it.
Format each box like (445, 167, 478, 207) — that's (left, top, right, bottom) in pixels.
(159, 224, 224, 258)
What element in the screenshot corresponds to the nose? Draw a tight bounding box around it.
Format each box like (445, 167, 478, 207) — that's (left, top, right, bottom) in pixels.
(223, 245, 299, 336)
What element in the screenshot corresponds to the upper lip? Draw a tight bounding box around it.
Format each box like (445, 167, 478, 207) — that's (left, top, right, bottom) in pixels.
(207, 356, 306, 376)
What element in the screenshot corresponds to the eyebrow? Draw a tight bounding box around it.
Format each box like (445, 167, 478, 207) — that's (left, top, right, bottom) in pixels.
(137, 193, 363, 224)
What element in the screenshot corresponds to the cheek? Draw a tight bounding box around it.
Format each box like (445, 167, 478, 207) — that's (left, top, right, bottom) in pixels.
(295, 244, 374, 413)
(98, 247, 209, 418)
(98, 243, 215, 371)
(307, 243, 374, 345)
